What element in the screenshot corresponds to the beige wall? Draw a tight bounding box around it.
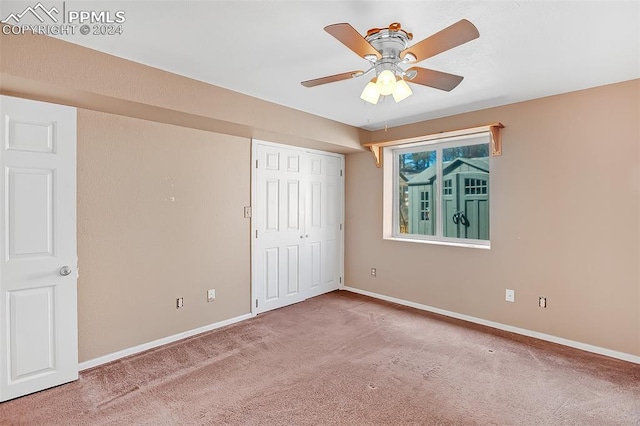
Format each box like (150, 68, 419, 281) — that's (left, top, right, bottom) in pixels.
(345, 79, 640, 356)
(77, 110, 251, 361)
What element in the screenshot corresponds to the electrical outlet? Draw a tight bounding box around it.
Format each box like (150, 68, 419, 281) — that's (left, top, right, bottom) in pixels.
(539, 297, 547, 308)
(207, 289, 216, 302)
(176, 297, 184, 309)
(505, 289, 515, 302)
(371, 268, 376, 277)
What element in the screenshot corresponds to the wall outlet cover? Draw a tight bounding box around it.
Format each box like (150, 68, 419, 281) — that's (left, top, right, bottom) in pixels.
(505, 289, 515, 302)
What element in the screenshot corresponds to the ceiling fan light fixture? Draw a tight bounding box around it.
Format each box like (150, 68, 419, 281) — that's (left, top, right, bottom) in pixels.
(392, 79, 413, 103)
(360, 80, 380, 104)
(303, 20, 479, 106)
(376, 70, 397, 96)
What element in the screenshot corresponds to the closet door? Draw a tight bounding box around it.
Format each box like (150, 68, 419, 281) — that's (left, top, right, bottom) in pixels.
(252, 141, 343, 314)
(254, 144, 307, 313)
(305, 153, 342, 298)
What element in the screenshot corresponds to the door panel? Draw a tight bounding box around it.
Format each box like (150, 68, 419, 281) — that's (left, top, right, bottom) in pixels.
(7, 118, 56, 153)
(0, 95, 77, 402)
(310, 242, 321, 290)
(286, 181, 299, 229)
(286, 245, 300, 295)
(306, 153, 341, 298)
(264, 247, 279, 301)
(265, 179, 279, 231)
(310, 182, 321, 228)
(10, 287, 55, 379)
(325, 239, 337, 287)
(255, 144, 306, 313)
(8, 168, 54, 257)
(327, 181, 337, 226)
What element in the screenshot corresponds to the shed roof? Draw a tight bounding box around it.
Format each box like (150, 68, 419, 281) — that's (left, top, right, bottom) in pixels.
(408, 157, 489, 186)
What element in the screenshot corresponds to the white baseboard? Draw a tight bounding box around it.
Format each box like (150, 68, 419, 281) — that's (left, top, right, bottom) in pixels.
(79, 313, 255, 371)
(342, 286, 640, 365)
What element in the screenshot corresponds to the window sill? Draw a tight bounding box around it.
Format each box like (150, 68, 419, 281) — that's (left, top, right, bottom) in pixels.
(384, 236, 491, 250)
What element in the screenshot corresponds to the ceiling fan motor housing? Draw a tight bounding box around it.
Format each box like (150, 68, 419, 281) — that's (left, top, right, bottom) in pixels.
(365, 24, 412, 76)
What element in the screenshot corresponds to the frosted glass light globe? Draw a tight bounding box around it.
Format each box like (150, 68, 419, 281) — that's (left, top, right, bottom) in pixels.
(392, 79, 413, 103)
(360, 81, 380, 104)
(376, 70, 397, 96)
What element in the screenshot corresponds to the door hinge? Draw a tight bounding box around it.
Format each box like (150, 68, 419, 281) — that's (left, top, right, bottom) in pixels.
(256, 299, 258, 308)
(255, 159, 258, 168)
(339, 276, 342, 284)
(340, 223, 342, 230)
(255, 230, 258, 238)
(340, 169, 343, 177)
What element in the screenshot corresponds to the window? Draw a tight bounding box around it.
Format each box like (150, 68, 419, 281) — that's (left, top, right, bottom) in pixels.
(464, 178, 487, 195)
(384, 133, 491, 248)
(419, 191, 429, 220)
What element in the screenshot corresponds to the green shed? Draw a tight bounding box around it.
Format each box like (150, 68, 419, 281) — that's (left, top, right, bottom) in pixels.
(407, 157, 489, 240)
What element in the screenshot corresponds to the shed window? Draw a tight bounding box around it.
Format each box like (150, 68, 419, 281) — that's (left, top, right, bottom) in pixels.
(384, 133, 491, 248)
(420, 191, 430, 220)
(464, 178, 487, 195)
(443, 180, 452, 195)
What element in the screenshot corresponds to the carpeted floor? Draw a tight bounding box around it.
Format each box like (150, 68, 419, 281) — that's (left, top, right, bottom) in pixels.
(1, 291, 639, 425)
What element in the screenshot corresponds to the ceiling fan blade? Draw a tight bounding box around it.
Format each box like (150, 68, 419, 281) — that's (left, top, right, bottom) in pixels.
(407, 67, 464, 91)
(324, 23, 381, 59)
(301, 70, 364, 88)
(402, 19, 479, 63)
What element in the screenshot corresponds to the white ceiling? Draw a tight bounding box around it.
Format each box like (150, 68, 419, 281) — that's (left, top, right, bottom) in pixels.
(25, 1, 640, 130)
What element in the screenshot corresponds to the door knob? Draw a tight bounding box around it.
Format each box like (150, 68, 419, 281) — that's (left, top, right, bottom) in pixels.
(59, 266, 72, 276)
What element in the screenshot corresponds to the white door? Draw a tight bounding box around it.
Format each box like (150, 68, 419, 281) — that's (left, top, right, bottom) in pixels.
(0, 96, 78, 402)
(254, 144, 307, 313)
(253, 141, 343, 314)
(306, 153, 342, 298)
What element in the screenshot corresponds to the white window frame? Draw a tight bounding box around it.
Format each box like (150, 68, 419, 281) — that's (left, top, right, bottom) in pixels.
(383, 132, 492, 249)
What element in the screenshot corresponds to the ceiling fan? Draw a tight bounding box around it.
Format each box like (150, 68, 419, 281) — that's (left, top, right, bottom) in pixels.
(301, 20, 479, 104)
